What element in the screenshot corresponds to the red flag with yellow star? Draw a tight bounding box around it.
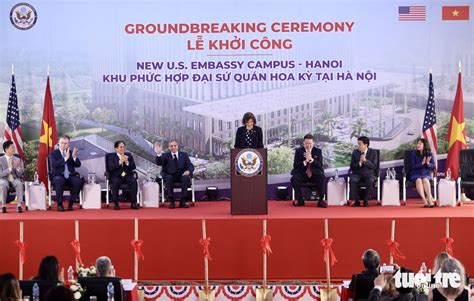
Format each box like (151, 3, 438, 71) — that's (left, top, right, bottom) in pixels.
(37, 76, 58, 186)
(445, 71, 467, 179)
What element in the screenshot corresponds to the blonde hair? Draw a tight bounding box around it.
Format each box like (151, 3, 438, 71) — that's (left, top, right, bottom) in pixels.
(0, 273, 21, 301)
(383, 274, 397, 297)
(438, 258, 466, 298)
(432, 252, 450, 274)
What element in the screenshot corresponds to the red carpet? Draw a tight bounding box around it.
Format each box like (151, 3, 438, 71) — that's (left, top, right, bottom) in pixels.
(0, 200, 473, 281)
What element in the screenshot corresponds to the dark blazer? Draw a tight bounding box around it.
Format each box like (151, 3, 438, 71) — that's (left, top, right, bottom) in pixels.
(291, 146, 324, 176)
(78, 276, 123, 301)
(156, 151, 194, 177)
(106, 152, 136, 178)
(349, 270, 379, 299)
(408, 151, 435, 180)
(48, 149, 81, 178)
(350, 148, 378, 178)
(234, 125, 264, 149)
(368, 287, 404, 301)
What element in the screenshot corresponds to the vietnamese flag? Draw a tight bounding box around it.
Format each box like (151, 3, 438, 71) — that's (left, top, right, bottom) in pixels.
(445, 71, 467, 179)
(442, 6, 470, 20)
(37, 76, 58, 187)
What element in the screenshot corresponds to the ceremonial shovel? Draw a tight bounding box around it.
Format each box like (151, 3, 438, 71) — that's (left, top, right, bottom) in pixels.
(320, 219, 338, 301)
(199, 220, 215, 301)
(256, 220, 273, 301)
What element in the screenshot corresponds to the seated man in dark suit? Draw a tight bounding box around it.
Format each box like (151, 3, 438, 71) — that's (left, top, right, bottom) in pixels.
(350, 136, 378, 207)
(154, 139, 194, 209)
(108, 141, 138, 210)
(48, 135, 83, 211)
(78, 256, 123, 301)
(349, 249, 380, 300)
(290, 134, 326, 208)
(368, 267, 415, 301)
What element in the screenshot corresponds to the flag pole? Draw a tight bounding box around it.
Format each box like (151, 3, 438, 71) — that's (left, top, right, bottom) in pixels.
(458, 61, 461, 73)
(12, 64, 14, 75)
(47, 64, 50, 76)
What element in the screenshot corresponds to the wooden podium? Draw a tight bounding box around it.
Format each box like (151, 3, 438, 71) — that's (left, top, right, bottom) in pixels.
(231, 148, 268, 215)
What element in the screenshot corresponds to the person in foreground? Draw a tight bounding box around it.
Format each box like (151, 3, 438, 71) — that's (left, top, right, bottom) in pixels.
(409, 138, 436, 207)
(369, 267, 416, 301)
(0, 273, 21, 301)
(0, 141, 24, 213)
(234, 112, 264, 149)
(350, 136, 378, 207)
(48, 135, 83, 211)
(349, 249, 380, 299)
(108, 141, 139, 210)
(78, 256, 122, 301)
(44, 285, 75, 301)
(95, 256, 118, 278)
(290, 133, 326, 208)
(155, 140, 194, 209)
(33, 255, 61, 282)
(428, 258, 468, 301)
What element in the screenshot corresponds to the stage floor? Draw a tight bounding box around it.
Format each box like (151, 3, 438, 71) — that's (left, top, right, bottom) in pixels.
(0, 199, 473, 220)
(1, 200, 473, 282)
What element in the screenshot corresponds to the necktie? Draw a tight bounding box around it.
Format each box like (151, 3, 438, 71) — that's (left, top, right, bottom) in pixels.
(7, 157, 14, 182)
(63, 151, 70, 179)
(173, 154, 178, 168)
(306, 162, 312, 178)
(306, 150, 313, 177)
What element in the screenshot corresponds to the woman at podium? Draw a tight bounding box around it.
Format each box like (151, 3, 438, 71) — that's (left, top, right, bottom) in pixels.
(234, 112, 264, 148)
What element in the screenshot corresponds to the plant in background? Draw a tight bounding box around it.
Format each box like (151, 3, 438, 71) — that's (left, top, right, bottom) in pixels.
(77, 265, 97, 277)
(268, 146, 293, 174)
(64, 281, 85, 300)
(350, 118, 370, 139)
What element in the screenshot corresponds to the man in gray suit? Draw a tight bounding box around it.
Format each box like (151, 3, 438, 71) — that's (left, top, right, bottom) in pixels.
(0, 140, 24, 213)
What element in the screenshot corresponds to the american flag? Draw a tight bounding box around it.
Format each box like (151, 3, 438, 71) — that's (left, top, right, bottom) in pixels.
(399, 6, 426, 21)
(422, 73, 437, 168)
(4, 74, 24, 160)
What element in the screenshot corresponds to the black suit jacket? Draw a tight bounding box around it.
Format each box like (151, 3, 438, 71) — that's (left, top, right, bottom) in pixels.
(349, 270, 379, 299)
(156, 151, 194, 177)
(234, 125, 264, 148)
(291, 146, 324, 176)
(106, 152, 137, 179)
(350, 148, 378, 178)
(48, 149, 81, 178)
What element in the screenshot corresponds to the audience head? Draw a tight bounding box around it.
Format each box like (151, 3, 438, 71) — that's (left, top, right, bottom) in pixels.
(44, 285, 75, 301)
(303, 134, 315, 150)
(114, 141, 126, 155)
(242, 112, 257, 128)
(357, 136, 370, 152)
(416, 138, 429, 155)
(439, 258, 466, 298)
(36, 255, 59, 282)
(396, 268, 414, 295)
(381, 274, 397, 296)
(362, 249, 380, 272)
(432, 252, 451, 274)
(0, 273, 21, 301)
(95, 256, 112, 277)
(2, 140, 15, 155)
(168, 139, 179, 153)
(58, 135, 71, 151)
